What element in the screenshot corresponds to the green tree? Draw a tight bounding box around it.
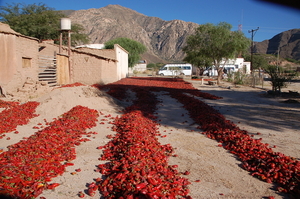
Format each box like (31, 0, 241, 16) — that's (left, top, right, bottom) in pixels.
(285, 58, 300, 64)
(0, 3, 89, 45)
(183, 22, 251, 84)
(183, 51, 212, 76)
(104, 37, 147, 68)
(244, 53, 269, 70)
(147, 63, 156, 68)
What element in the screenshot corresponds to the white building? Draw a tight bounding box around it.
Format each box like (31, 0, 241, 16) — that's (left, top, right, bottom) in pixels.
(128, 60, 147, 74)
(204, 58, 251, 76)
(222, 58, 250, 73)
(75, 44, 105, 49)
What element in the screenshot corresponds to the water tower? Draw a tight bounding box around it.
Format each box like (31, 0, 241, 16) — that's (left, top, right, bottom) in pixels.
(59, 18, 71, 56)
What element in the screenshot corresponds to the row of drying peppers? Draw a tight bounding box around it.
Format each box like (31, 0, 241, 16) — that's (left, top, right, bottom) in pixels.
(85, 85, 193, 198)
(0, 82, 85, 135)
(169, 89, 300, 196)
(0, 83, 86, 136)
(91, 110, 191, 198)
(94, 77, 299, 198)
(0, 100, 40, 136)
(0, 105, 99, 198)
(0, 82, 86, 136)
(93, 77, 221, 101)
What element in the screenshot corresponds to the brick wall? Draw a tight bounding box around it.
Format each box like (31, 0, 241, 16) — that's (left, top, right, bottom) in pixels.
(16, 36, 39, 80)
(0, 32, 39, 92)
(99, 59, 118, 85)
(0, 34, 17, 86)
(71, 52, 118, 85)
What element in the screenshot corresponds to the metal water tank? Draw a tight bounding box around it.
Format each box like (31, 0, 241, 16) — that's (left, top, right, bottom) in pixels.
(60, 18, 71, 30)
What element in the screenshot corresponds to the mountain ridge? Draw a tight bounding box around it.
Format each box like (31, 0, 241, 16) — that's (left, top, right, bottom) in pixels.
(254, 29, 300, 60)
(64, 5, 300, 63)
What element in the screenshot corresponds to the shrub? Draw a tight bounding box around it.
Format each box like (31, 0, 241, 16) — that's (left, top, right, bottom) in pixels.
(264, 65, 297, 93)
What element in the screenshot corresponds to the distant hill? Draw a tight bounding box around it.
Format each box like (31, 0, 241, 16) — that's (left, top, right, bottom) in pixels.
(254, 29, 300, 61)
(64, 5, 300, 63)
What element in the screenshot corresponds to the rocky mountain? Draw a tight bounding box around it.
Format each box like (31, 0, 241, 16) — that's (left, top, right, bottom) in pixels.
(254, 29, 300, 61)
(65, 5, 300, 63)
(66, 5, 198, 63)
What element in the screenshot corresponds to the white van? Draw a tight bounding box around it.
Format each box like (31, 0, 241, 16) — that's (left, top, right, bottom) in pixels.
(158, 64, 192, 76)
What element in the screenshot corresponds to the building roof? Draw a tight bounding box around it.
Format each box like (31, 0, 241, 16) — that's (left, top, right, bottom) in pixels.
(74, 47, 117, 61)
(0, 22, 39, 41)
(0, 22, 18, 34)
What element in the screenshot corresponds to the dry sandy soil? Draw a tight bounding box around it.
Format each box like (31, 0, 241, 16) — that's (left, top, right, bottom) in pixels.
(0, 78, 299, 199)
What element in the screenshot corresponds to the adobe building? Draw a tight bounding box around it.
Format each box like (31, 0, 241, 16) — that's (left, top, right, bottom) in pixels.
(0, 23, 40, 94)
(0, 22, 128, 97)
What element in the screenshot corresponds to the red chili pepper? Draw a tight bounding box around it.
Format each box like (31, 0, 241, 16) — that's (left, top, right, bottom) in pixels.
(78, 191, 85, 198)
(183, 171, 190, 175)
(64, 162, 74, 166)
(47, 183, 60, 189)
(136, 182, 147, 190)
(147, 178, 158, 185)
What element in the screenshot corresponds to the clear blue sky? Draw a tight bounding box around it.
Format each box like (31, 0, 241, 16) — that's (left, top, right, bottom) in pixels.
(0, 0, 299, 42)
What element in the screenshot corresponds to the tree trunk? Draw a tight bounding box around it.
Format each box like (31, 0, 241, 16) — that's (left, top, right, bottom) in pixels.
(217, 68, 223, 85)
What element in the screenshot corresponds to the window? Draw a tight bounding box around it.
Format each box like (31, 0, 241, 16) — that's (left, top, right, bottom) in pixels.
(22, 57, 32, 68)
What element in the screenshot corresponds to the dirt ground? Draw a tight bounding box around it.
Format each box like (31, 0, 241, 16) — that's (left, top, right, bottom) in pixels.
(1, 78, 299, 199)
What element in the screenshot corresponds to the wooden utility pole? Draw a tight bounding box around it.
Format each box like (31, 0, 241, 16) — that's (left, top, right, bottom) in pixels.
(248, 27, 259, 87)
(248, 27, 259, 71)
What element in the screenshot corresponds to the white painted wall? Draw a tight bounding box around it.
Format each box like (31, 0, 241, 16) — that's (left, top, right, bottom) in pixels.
(114, 44, 128, 79)
(75, 43, 105, 49)
(129, 60, 147, 74)
(204, 58, 251, 76)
